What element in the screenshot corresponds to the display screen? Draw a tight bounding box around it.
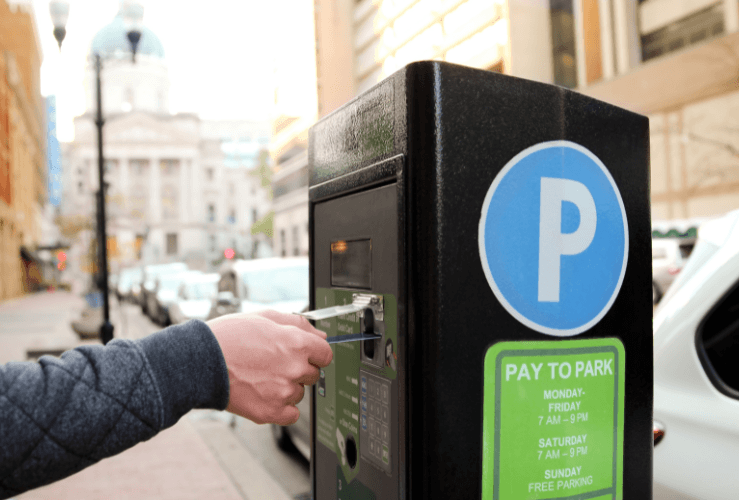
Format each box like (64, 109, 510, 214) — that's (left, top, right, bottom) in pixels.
(331, 239, 372, 289)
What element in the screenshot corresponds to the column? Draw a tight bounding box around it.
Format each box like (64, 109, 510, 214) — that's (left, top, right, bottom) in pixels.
(149, 157, 161, 224)
(179, 158, 189, 223)
(149, 157, 161, 262)
(612, 0, 640, 74)
(573, 0, 588, 88)
(598, 0, 616, 80)
(725, 0, 739, 33)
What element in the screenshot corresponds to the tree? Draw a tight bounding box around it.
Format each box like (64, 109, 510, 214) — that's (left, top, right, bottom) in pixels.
(251, 148, 273, 199)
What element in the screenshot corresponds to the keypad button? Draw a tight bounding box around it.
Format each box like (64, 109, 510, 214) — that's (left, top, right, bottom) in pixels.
(381, 424, 389, 444)
(361, 395, 367, 412)
(369, 418, 376, 436)
(381, 383, 389, 404)
(382, 445, 390, 464)
(369, 438, 376, 456)
(374, 421, 381, 438)
(361, 414, 367, 431)
(368, 400, 376, 416)
(373, 402, 381, 419)
(373, 381, 381, 399)
(375, 439, 383, 459)
(361, 377, 367, 394)
(381, 405, 389, 423)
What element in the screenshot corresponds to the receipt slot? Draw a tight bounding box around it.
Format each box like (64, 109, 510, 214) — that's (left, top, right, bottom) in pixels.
(305, 62, 652, 500)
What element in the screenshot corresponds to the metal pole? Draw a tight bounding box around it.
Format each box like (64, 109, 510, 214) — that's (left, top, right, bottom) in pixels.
(95, 53, 114, 345)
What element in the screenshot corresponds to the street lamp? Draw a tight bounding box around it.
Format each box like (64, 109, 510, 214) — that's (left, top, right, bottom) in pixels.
(50, 0, 144, 345)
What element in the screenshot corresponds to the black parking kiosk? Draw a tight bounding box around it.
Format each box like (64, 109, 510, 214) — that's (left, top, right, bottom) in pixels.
(301, 61, 652, 500)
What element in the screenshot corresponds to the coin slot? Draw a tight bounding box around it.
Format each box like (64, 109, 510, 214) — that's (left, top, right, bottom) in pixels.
(346, 434, 358, 469)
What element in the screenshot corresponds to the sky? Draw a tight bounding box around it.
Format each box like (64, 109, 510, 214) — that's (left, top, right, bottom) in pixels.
(30, 0, 285, 142)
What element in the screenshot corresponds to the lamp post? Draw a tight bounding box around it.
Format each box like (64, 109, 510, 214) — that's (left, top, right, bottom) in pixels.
(50, 0, 144, 345)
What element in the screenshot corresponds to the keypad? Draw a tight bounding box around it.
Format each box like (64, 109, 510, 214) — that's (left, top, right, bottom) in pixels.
(360, 370, 392, 471)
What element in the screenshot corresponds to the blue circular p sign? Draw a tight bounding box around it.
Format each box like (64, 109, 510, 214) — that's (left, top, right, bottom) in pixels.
(478, 141, 628, 336)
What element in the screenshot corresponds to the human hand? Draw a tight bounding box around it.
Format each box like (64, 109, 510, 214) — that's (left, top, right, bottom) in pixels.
(208, 310, 333, 426)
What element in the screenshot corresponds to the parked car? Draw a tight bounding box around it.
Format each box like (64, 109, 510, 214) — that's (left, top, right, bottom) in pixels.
(168, 273, 220, 325)
(652, 238, 695, 303)
(141, 262, 188, 317)
(653, 210, 739, 499)
(207, 257, 309, 319)
(151, 270, 202, 326)
(116, 267, 143, 302)
(207, 257, 310, 459)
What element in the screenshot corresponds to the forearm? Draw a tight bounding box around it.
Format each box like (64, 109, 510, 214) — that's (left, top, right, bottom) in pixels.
(0, 319, 228, 499)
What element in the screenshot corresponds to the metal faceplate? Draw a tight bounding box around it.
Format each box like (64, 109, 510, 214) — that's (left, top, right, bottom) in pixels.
(312, 183, 400, 500)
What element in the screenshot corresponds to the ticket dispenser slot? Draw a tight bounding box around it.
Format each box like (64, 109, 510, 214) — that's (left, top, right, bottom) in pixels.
(309, 62, 652, 500)
(298, 294, 383, 345)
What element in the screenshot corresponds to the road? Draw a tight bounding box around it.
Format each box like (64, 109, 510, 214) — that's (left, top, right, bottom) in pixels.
(116, 299, 312, 499)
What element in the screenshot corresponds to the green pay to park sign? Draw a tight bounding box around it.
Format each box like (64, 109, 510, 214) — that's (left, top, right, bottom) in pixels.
(482, 338, 625, 500)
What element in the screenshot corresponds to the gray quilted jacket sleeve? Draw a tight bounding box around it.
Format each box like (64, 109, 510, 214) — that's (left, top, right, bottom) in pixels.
(0, 319, 229, 499)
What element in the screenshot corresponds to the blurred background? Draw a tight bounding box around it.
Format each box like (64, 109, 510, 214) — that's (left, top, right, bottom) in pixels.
(1, 0, 738, 498)
(1, 0, 733, 303)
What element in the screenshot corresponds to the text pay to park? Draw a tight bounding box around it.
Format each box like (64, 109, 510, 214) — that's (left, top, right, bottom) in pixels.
(481, 339, 625, 500)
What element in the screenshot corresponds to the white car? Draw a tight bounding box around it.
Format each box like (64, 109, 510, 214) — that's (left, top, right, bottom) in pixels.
(168, 273, 220, 325)
(207, 257, 309, 319)
(653, 209, 739, 499)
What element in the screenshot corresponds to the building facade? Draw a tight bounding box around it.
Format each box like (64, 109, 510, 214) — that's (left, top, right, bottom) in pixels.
(271, 0, 739, 242)
(61, 9, 272, 283)
(0, 0, 46, 300)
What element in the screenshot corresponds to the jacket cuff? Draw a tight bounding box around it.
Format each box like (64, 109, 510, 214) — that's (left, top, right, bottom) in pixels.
(136, 319, 229, 428)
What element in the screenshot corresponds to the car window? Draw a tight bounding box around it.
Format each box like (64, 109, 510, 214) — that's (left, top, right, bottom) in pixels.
(159, 276, 184, 292)
(187, 281, 218, 300)
(679, 242, 695, 260)
(218, 271, 237, 294)
(697, 277, 739, 398)
(241, 265, 309, 304)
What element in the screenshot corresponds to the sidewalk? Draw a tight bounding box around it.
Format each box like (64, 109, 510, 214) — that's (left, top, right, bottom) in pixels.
(1, 291, 295, 500)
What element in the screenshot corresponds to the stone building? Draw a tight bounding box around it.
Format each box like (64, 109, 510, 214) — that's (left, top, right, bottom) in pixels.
(61, 8, 272, 282)
(0, 0, 46, 299)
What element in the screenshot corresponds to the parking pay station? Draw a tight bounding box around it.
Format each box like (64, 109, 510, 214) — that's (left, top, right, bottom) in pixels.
(301, 62, 653, 499)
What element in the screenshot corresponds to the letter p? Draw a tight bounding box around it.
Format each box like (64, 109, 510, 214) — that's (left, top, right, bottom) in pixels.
(538, 178, 596, 302)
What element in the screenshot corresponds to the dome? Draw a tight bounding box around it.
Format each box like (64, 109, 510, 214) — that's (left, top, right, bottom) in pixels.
(90, 15, 165, 59)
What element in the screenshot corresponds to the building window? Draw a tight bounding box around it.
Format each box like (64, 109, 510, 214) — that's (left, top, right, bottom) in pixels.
(549, 0, 578, 88)
(641, 4, 724, 62)
(160, 159, 179, 176)
(280, 229, 286, 257)
(208, 204, 215, 223)
(292, 226, 300, 256)
(131, 159, 149, 176)
(166, 233, 178, 255)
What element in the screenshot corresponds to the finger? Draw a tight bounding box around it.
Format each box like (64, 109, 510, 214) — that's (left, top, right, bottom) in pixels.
(275, 405, 300, 426)
(289, 384, 306, 405)
(259, 310, 328, 339)
(301, 332, 334, 367)
(296, 364, 321, 386)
